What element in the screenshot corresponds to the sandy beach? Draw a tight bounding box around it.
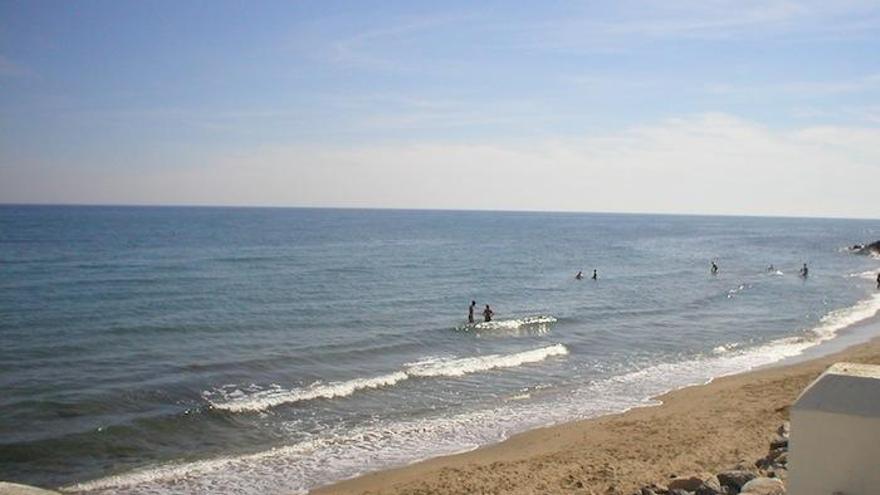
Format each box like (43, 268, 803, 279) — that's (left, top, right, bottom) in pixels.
(314, 334, 880, 495)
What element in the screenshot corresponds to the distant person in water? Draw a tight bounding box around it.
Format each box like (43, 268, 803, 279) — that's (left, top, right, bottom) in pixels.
(592, 269, 598, 280)
(800, 263, 809, 278)
(767, 264, 775, 272)
(482, 304, 494, 322)
(876, 272, 879, 289)
(711, 261, 719, 275)
(575, 271, 583, 280)
(468, 300, 476, 323)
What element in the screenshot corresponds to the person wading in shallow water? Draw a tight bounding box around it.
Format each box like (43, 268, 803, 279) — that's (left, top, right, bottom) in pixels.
(482, 304, 494, 322)
(592, 269, 598, 280)
(876, 272, 879, 290)
(711, 261, 719, 275)
(468, 300, 476, 324)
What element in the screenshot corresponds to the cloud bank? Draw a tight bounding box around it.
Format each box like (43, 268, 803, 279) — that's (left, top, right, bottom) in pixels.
(3, 113, 878, 218)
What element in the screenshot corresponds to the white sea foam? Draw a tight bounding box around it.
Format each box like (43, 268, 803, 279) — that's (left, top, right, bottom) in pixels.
(210, 372, 409, 413)
(405, 344, 568, 377)
(210, 344, 568, 413)
(849, 270, 879, 281)
(808, 292, 880, 341)
(472, 315, 557, 330)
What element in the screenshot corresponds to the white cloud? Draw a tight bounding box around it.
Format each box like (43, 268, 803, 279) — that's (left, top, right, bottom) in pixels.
(3, 113, 878, 218)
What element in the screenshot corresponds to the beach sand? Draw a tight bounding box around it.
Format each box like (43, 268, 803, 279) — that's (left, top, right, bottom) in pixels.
(313, 336, 880, 495)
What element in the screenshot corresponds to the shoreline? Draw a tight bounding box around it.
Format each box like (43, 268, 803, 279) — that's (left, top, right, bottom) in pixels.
(313, 326, 880, 495)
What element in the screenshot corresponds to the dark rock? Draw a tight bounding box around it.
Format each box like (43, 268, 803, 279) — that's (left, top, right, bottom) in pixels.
(853, 240, 880, 255)
(769, 435, 788, 450)
(776, 421, 790, 438)
(774, 452, 788, 465)
(740, 477, 785, 494)
(668, 474, 721, 495)
(766, 447, 786, 461)
(717, 470, 757, 491)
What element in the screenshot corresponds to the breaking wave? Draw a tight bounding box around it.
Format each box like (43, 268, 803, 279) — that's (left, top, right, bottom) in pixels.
(209, 344, 568, 413)
(471, 315, 557, 330)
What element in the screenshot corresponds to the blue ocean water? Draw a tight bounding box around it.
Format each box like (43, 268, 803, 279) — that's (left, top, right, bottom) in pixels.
(1, 206, 879, 494)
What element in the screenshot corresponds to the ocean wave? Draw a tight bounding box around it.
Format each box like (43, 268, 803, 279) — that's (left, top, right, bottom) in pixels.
(208, 372, 408, 413)
(808, 292, 880, 341)
(849, 270, 878, 281)
(68, 294, 880, 495)
(209, 344, 568, 413)
(471, 315, 557, 330)
(405, 344, 568, 378)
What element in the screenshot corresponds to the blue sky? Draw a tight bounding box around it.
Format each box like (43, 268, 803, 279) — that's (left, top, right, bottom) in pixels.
(2, 1, 879, 217)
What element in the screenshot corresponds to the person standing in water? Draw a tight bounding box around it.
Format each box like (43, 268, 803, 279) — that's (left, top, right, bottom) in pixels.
(876, 272, 879, 289)
(482, 304, 494, 322)
(800, 263, 809, 278)
(711, 261, 719, 275)
(592, 269, 598, 280)
(468, 300, 476, 324)
(575, 271, 583, 280)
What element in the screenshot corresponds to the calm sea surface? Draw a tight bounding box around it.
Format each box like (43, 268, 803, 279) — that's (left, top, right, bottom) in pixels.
(1, 206, 879, 494)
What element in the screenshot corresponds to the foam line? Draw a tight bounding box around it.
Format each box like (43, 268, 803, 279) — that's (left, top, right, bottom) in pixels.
(210, 344, 568, 413)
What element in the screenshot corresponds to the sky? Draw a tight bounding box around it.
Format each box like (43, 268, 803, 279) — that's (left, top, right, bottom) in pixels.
(1, 0, 879, 218)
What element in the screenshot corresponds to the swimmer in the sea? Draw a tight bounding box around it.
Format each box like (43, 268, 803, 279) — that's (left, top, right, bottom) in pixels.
(482, 304, 494, 322)
(876, 272, 879, 289)
(592, 269, 598, 280)
(575, 271, 583, 280)
(468, 300, 476, 323)
(800, 263, 809, 278)
(767, 264, 775, 272)
(711, 261, 718, 275)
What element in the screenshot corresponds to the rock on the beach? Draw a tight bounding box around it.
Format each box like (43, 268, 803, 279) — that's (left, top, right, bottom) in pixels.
(769, 435, 788, 450)
(740, 477, 785, 495)
(0, 482, 61, 495)
(668, 473, 722, 495)
(776, 421, 789, 438)
(773, 452, 787, 466)
(717, 470, 757, 491)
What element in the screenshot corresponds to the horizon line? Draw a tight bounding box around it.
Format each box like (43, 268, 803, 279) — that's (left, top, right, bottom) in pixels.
(1, 202, 877, 222)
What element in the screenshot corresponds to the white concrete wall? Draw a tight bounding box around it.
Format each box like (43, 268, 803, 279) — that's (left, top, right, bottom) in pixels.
(789, 408, 880, 495)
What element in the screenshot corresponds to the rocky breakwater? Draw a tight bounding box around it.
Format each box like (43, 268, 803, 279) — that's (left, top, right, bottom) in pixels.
(633, 422, 790, 495)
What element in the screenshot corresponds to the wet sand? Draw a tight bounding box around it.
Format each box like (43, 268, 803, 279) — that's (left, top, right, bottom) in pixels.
(312, 336, 880, 495)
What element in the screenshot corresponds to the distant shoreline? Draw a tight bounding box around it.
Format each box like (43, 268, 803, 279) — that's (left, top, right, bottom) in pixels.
(312, 324, 880, 495)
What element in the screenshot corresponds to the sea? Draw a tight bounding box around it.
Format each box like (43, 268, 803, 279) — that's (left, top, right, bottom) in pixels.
(1, 206, 879, 494)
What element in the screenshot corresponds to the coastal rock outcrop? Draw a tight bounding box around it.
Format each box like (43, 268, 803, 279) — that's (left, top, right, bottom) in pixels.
(850, 240, 880, 255)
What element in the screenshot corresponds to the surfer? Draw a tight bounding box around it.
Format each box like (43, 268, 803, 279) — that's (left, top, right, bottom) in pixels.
(575, 271, 583, 280)
(468, 300, 476, 324)
(482, 304, 494, 322)
(592, 269, 598, 280)
(711, 261, 718, 275)
(800, 263, 809, 278)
